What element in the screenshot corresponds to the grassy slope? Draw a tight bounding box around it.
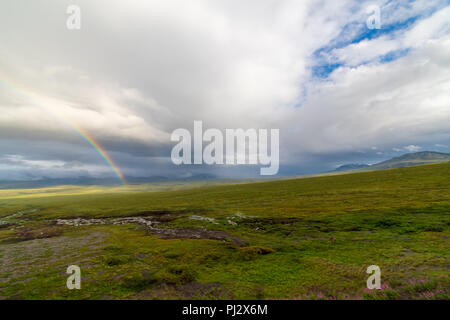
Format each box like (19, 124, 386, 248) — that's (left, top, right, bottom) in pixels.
(0, 163, 449, 299)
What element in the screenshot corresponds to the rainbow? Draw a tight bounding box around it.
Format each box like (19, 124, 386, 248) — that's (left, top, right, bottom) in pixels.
(0, 76, 127, 185)
(69, 123, 127, 185)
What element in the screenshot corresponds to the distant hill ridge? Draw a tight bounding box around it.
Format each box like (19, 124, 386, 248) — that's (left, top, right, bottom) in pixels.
(334, 151, 450, 172)
(1, 151, 449, 188)
(0, 173, 219, 189)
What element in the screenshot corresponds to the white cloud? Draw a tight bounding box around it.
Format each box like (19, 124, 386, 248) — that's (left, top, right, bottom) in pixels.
(404, 145, 422, 152)
(326, 5, 450, 67)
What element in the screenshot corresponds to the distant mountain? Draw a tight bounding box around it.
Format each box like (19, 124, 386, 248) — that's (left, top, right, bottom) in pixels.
(370, 151, 450, 170)
(333, 151, 450, 173)
(333, 164, 370, 172)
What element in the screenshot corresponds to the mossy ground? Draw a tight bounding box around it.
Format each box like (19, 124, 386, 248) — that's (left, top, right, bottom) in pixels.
(0, 163, 449, 299)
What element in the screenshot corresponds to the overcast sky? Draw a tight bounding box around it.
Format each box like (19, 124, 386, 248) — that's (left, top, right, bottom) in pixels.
(0, 0, 449, 181)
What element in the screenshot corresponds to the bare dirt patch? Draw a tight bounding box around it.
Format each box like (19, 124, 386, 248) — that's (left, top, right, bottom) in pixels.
(0, 231, 107, 287)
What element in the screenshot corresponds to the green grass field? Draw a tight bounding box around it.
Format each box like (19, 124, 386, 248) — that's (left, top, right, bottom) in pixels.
(0, 162, 449, 300)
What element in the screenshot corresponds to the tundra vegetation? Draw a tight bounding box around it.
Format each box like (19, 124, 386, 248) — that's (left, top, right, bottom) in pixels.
(0, 162, 449, 300)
